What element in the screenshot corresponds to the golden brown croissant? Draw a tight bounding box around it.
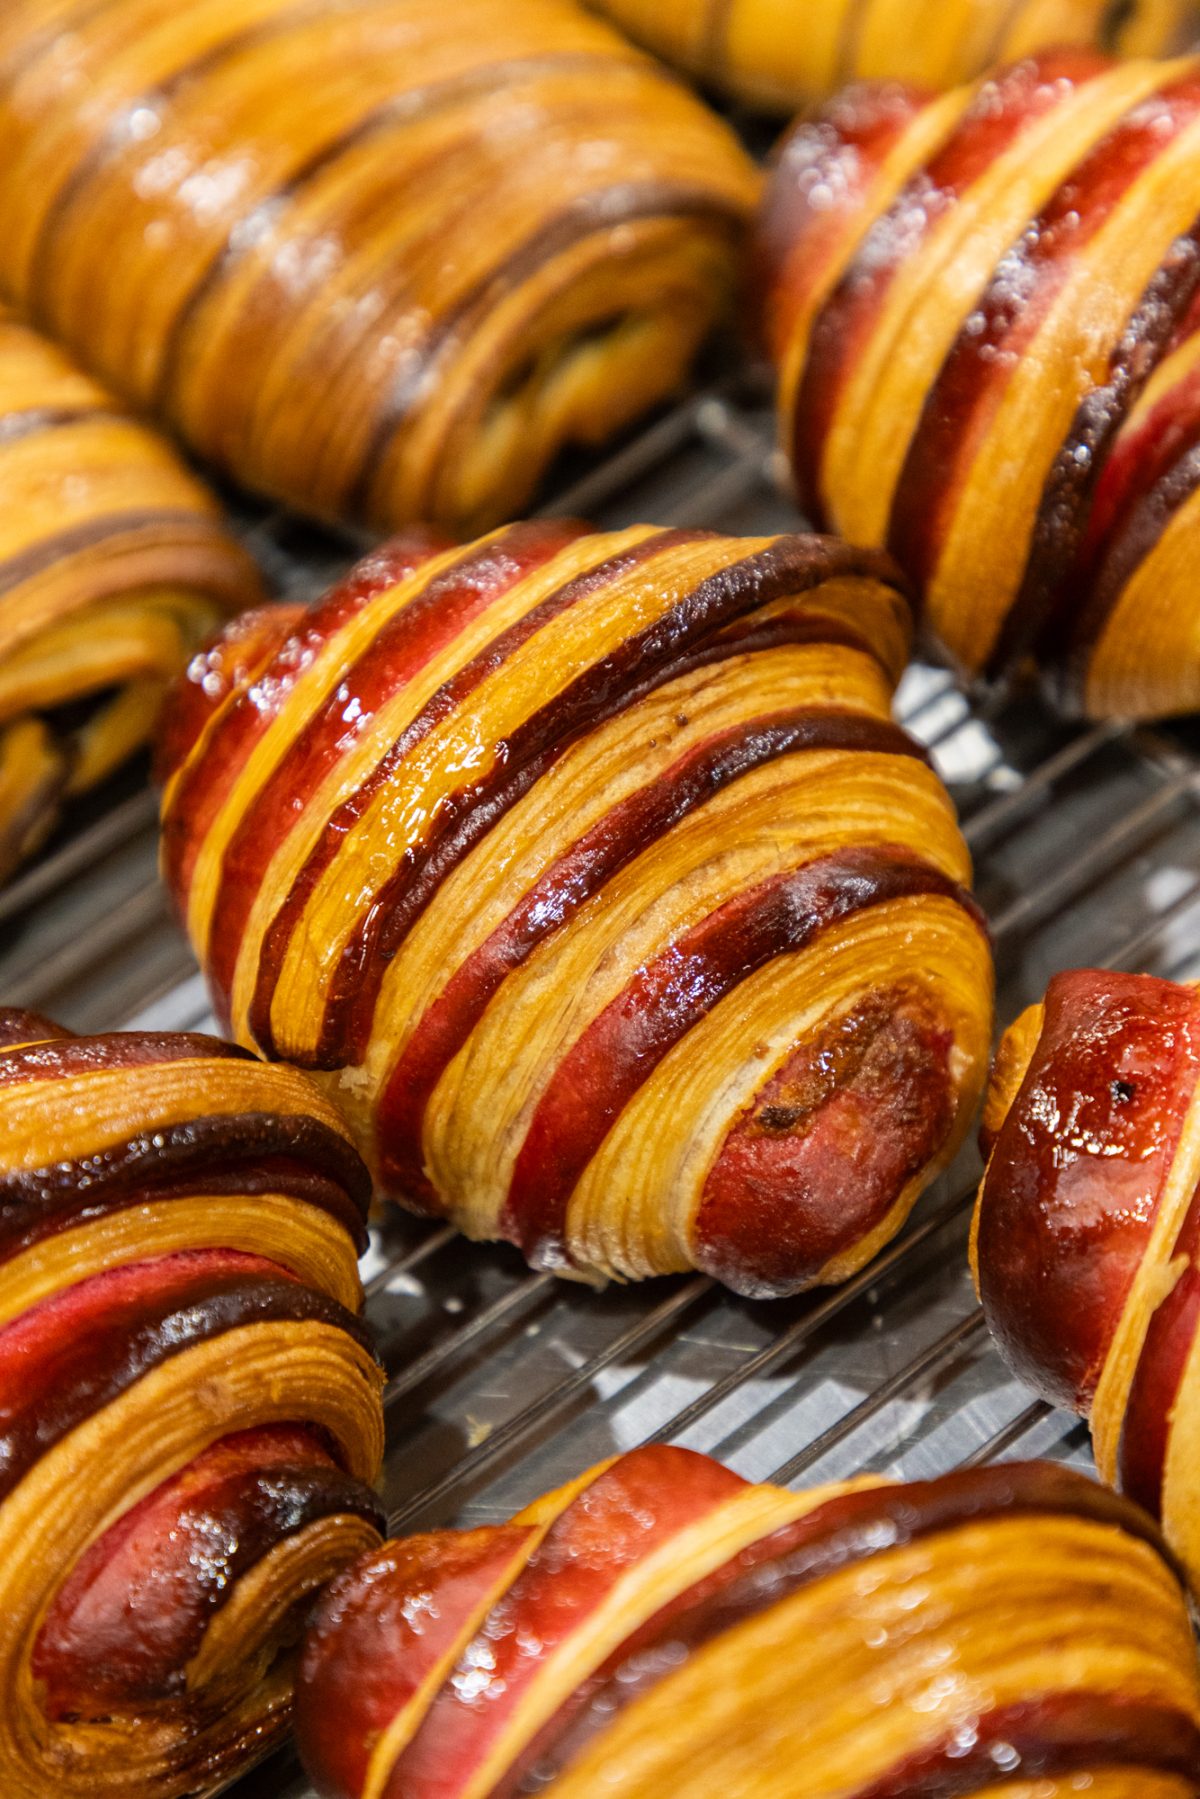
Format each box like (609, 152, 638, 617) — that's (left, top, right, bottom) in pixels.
(0, 304, 257, 880)
(295, 1444, 1200, 1799)
(0, 1005, 385, 1798)
(595, 0, 1197, 112)
(158, 522, 993, 1297)
(759, 51, 1200, 720)
(0, 0, 757, 539)
(975, 969, 1200, 1591)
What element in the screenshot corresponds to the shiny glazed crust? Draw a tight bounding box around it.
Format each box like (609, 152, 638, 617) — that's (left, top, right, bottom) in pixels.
(0, 0, 757, 537)
(593, 0, 1196, 112)
(974, 969, 1200, 1590)
(296, 1445, 1200, 1799)
(0, 1007, 386, 1798)
(159, 522, 993, 1297)
(0, 305, 257, 881)
(759, 51, 1200, 720)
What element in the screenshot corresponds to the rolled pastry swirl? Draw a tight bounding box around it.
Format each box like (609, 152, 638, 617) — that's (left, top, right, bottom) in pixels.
(0, 0, 757, 538)
(0, 305, 257, 881)
(0, 1006, 386, 1799)
(759, 50, 1200, 720)
(975, 969, 1200, 1592)
(592, 0, 1196, 112)
(159, 522, 992, 1297)
(296, 1444, 1200, 1799)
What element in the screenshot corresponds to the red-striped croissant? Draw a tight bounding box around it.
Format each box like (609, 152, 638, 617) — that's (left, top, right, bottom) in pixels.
(0, 304, 257, 880)
(592, 0, 1196, 112)
(158, 523, 993, 1298)
(975, 969, 1200, 1592)
(0, 0, 757, 538)
(0, 1007, 385, 1799)
(296, 1444, 1200, 1799)
(759, 51, 1200, 720)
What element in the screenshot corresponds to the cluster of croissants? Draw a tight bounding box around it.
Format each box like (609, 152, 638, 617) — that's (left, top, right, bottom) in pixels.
(4, 0, 1200, 1796)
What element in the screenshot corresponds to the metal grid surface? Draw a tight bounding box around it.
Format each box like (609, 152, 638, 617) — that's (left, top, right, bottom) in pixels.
(3, 376, 1200, 1799)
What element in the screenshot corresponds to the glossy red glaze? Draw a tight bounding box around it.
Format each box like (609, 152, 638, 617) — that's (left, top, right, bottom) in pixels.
(204, 521, 585, 1014)
(501, 848, 973, 1282)
(755, 81, 931, 367)
(381, 1447, 745, 1799)
(490, 1459, 1179, 1798)
(790, 51, 1108, 515)
(977, 969, 1200, 1411)
(889, 75, 1200, 605)
(160, 533, 450, 915)
(694, 984, 955, 1296)
(296, 1524, 537, 1799)
(34, 1424, 338, 1716)
(1119, 1169, 1200, 1515)
(374, 710, 924, 1209)
(0, 1008, 72, 1050)
(153, 603, 304, 790)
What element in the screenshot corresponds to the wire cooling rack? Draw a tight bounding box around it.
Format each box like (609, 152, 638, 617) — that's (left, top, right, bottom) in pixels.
(3, 370, 1200, 1799)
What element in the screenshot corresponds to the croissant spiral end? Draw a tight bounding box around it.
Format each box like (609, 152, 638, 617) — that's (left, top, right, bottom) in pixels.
(976, 968, 1200, 1591)
(0, 1008, 385, 1798)
(297, 1444, 1200, 1799)
(161, 522, 993, 1297)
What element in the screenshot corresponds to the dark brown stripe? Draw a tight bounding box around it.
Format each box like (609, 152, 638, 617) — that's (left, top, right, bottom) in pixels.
(276, 535, 907, 1068)
(845, 1695, 1200, 1798)
(321, 607, 915, 1071)
(0, 1111, 372, 1254)
(0, 1266, 375, 1505)
(374, 709, 927, 1205)
(1055, 437, 1200, 710)
(349, 180, 746, 522)
(490, 1460, 1184, 1798)
(0, 1028, 252, 1088)
(989, 216, 1200, 676)
(0, 509, 232, 601)
(501, 847, 979, 1270)
(24, 0, 388, 313)
(0, 406, 114, 447)
(247, 526, 711, 1060)
(153, 50, 649, 412)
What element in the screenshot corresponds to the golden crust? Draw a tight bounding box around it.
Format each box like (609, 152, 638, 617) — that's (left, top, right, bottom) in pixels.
(0, 305, 257, 882)
(591, 0, 1195, 111)
(0, 0, 757, 536)
(162, 522, 993, 1297)
(761, 51, 1200, 722)
(0, 1010, 384, 1798)
(296, 1448, 1200, 1799)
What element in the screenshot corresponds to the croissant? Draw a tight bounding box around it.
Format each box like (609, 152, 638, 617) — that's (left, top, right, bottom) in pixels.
(296, 1443, 1200, 1799)
(592, 0, 1196, 112)
(0, 1006, 386, 1799)
(975, 968, 1200, 1595)
(759, 50, 1200, 721)
(0, 1, 757, 540)
(159, 522, 993, 1297)
(0, 304, 257, 880)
